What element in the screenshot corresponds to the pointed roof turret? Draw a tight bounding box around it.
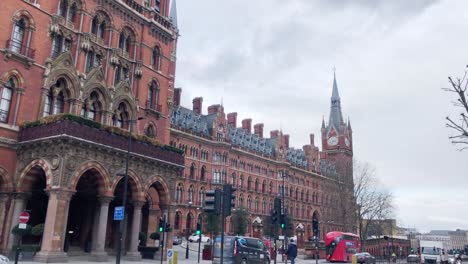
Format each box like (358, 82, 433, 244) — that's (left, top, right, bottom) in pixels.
(321, 117, 326, 129)
(169, 0, 178, 29)
(327, 70, 344, 133)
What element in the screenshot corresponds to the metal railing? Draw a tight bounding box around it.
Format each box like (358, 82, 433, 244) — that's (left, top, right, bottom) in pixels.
(6, 39, 36, 59)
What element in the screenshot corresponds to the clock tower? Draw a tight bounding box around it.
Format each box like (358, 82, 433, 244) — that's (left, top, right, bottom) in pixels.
(321, 71, 353, 181)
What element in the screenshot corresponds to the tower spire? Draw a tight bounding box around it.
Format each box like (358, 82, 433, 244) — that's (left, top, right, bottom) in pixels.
(328, 69, 344, 133)
(169, 0, 178, 29)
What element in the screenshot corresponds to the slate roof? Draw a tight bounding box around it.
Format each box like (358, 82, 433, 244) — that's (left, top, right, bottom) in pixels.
(328, 72, 345, 133)
(227, 126, 276, 157)
(170, 105, 213, 136)
(286, 148, 308, 169)
(320, 159, 337, 178)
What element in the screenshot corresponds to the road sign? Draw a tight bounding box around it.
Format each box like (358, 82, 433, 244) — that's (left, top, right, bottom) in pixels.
(19, 211, 30, 223)
(114, 206, 124, 221)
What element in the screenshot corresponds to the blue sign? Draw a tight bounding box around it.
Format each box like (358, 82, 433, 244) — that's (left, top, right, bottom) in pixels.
(114, 206, 124, 221)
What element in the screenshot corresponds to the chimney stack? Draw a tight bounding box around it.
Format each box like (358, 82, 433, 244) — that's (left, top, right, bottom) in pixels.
(227, 112, 237, 127)
(174, 88, 182, 107)
(284, 134, 290, 148)
(242, 119, 252, 133)
(192, 97, 203, 114)
(254, 123, 264, 138)
(208, 104, 221, 115)
(310, 133, 315, 146)
(270, 130, 279, 138)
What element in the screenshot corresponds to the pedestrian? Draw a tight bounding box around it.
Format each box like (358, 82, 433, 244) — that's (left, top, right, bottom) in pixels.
(286, 239, 298, 264)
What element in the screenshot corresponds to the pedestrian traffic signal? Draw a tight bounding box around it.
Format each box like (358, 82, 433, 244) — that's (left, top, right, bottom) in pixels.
(204, 189, 222, 214)
(223, 184, 236, 216)
(281, 223, 285, 229)
(165, 223, 171, 232)
(196, 222, 201, 235)
(159, 217, 165, 232)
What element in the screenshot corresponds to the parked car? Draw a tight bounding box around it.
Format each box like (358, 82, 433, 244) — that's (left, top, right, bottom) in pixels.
(173, 236, 183, 245)
(355, 252, 376, 264)
(212, 236, 270, 264)
(188, 233, 211, 243)
(0, 254, 8, 264)
(407, 254, 421, 263)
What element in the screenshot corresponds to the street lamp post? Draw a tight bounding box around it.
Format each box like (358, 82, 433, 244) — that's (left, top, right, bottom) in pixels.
(116, 117, 143, 264)
(186, 201, 193, 259)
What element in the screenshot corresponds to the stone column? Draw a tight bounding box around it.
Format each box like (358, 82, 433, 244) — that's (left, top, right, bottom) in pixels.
(124, 200, 144, 261)
(90, 196, 113, 262)
(34, 189, 74, 263)
(146, 208, 160, 247)
(0, 193, 11, 253)
(6, 193, 29, 251)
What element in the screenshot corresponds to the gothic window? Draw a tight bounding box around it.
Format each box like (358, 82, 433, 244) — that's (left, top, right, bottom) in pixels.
(247, 196, 251, 210)
(68, 3, 77, 23)
(152, 46, 160, 70)
(231, 173, 236, 186)
(85, 51, 101, 72)
(80, 91, 101, 121)
(200, 166, 206, 181)
(254, 197, 259, 213)
(114, 65, 129, 84)
(155, 0, 161, 13)
(147, 81, 159, 109)
(261, 180, 266, 193)
(0, 78, 15, 123)
(187, 185, 194, 203)
(98, 21, 106, 39)
(269, 182, 273, 194)
(175, 183, 183, 203)
(189, 163, 196, 179)
(262, 199, 266, 214)
(58, 0, 68, 18)
(239, 194, 244, 208)
(43, 78, 67, 117)
(239, 175, 244, 189)
(112, 102, 129, 129)
(198, 187, 205, 206)
(295, 188, 298, 200)
(174, 212, 180, 230)
(254, 178, 259, 192)
(145, 124, 156, 138)
(51, 35, 64, 58)
(306, 191, 309, 202)
(91, 17, 98, 35)
(11, 19, 26, 54)
(247, 177, 252, 191)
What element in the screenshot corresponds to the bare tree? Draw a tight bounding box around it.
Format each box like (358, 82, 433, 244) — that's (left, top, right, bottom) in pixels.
(353, 160, 394, 250)
(444, 66, 468, 149)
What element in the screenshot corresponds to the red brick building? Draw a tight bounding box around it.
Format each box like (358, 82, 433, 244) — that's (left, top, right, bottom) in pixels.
(0, 0, 184, 262)
(168, 72, 356, 245)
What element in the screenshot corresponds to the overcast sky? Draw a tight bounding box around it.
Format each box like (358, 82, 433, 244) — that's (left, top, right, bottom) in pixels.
(173, 0, 468, 233)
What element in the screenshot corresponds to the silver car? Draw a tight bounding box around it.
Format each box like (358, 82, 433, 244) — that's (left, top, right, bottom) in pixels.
(0, 254, 9, 264)
(355, 252, 376, 264)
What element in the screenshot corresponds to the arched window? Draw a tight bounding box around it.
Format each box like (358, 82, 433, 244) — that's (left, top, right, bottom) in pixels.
(98, 21, 106, 39)
(147, 81, 159, 109)
(247, 196, 251, 210)
(200, 166, 206, 181)
(239, 175, 244, 189)
(68, 3, 77, 23)
(188, 185, 194, 203)
(112, 102, 129, 129)
(262, 180, 266, 193)
(262, 199, 266, 214)
(254, 197, 259, 213)
(254, 178, 259, 192)
(80, 91, 101, 121)
(152, 46, 160, 70)
(11, 18, 26, 54)
(43, 78, 67, 117)
(269, 182, 273, 194)
(198, 187, 205, 206)
(175, 183, 183, 203)
(247, 177, 252, 191)
(0, 78, 15, 123)
(91, 17, 99, 35)
(174, 212, 180, 230)
(145, 124, 156, 138)
(58, 0, 68, 18)
(189, 163, 196, 179)
(231, 173, 236, 186)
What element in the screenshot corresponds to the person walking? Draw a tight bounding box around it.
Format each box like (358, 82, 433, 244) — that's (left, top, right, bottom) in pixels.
(286, 239, 298, 264)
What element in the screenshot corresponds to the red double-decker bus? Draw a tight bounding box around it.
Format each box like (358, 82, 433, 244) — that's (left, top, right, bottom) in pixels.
(325, 231, 360, 262)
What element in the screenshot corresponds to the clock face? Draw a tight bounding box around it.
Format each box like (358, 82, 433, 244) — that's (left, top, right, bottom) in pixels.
(345, 137, 350, 147)
(327, 136, 338, 146)
(217, 124, 224, 132)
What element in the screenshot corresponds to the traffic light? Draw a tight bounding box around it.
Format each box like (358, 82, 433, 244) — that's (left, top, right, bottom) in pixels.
(281, 223, 285, 229)
(223, 184, 236, 216)
(410, 248, 414, 254)
(280, 213, 285, 229)
(165, 223, 171, 232)
(159, 217, 165, 232)
(204, 189, 222, 214)
(196, 222, 201, 235)
(271, 209, 279, 224)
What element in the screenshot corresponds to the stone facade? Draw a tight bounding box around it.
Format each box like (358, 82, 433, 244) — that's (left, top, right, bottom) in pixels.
(0, 0, 183, 262)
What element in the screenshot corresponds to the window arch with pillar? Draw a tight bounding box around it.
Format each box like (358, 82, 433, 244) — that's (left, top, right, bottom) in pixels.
(189, 163, 196, 179)
(0, 76, 20, 124)
(112, 101, 131, 129)
(43, 77, 71, 117)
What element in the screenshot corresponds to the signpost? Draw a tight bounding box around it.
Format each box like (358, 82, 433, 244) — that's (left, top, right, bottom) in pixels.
(15, 211, 30, 264)
(114, 206, 124, 221)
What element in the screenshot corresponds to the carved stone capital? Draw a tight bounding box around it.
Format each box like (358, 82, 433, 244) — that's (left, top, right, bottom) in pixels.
(132, 200, 146, 209)
(46, 188, 75, 201)
(0, 192, 12, 202)
(13, 192, 31, 200)
(97, 196, 114, 205)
